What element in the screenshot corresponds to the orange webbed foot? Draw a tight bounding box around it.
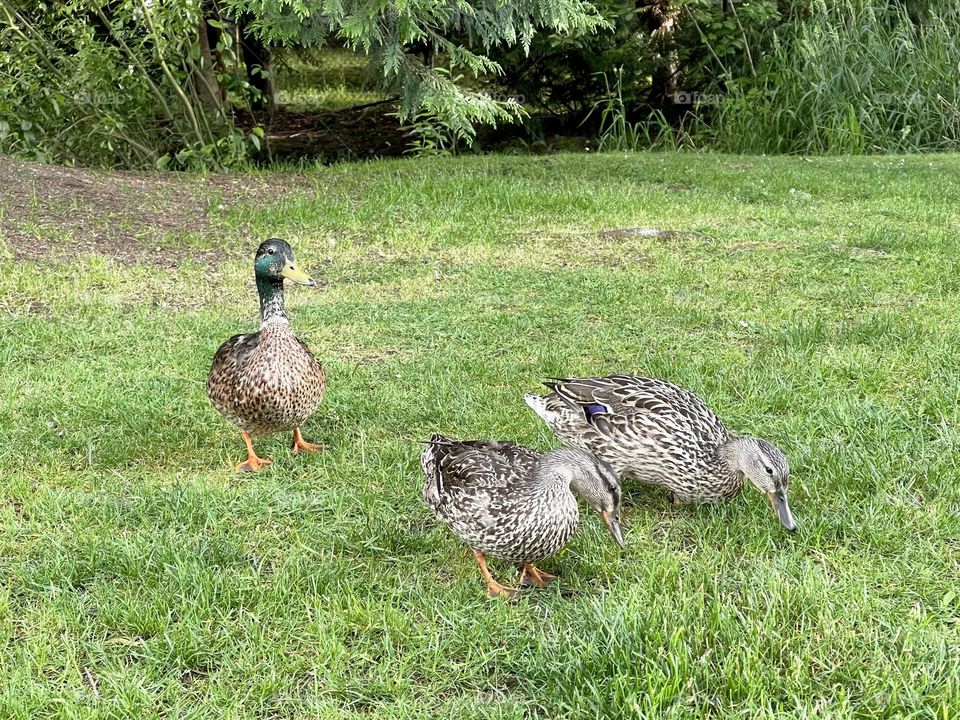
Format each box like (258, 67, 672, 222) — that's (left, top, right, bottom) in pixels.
(235, 431, 272, 473)
(291, 428, 325, 453)
(236, 456, 272, 473)
(486, 581, 519, 599)
(519, 564, 556, 588)
(473, 550, 519, 600)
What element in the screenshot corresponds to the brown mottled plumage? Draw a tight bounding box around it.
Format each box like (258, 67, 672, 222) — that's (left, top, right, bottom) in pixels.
(525, 376, 797, 531)
(421, 434, 624, 598)
(207, 238, 326, 472)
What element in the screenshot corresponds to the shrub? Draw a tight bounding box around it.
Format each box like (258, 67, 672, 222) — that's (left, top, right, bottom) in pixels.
(0, 1, 263, 169)
(691, 0, 960, 153)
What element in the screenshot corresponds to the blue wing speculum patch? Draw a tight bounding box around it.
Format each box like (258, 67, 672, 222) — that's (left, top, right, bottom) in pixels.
(582, 403, 610, 422)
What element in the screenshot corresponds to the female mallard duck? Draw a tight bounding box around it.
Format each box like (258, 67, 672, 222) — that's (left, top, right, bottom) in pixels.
(421, 434, 624, 598)
(524, 376, 797, 531)
(207, 238, 326, 472)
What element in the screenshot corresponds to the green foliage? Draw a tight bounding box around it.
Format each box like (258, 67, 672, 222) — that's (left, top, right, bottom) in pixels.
(487, 1, 785, 127)
(536, 0, 960, 155)
(482, 1, 785, 142)
(584, 68, 645, 152)
(222, 0, 609, 142)
(675, 0, 784, 86)
(489, 0, 959, 156)
(688, 0, 960, 153)
(492, 1, 656, 121)
(395, 105, 461, 158)
(0, 0, 263, 169)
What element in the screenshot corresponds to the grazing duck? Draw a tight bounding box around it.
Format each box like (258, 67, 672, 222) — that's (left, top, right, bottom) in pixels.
(207, 238, 326, 472)
(421, 434, 624, 598)
(524, 376, 796, 531)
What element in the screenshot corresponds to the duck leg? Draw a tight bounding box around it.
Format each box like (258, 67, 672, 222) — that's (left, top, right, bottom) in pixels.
(236, 431, 272, 473)
(473, 551, 518, 599)
(291, 427, 324, 453)
(519, 564, 556, 588)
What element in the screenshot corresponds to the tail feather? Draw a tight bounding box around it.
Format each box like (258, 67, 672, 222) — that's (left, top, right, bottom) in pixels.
(523, 393, 552, 424)
(524, 391, 585, 433)
(542, 378, 570, 394)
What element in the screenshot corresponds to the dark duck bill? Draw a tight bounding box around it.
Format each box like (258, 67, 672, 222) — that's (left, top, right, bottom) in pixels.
(767, 487, 797, 532)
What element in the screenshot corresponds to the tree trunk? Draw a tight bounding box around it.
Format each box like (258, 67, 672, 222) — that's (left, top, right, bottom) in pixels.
(237, 16, 275, 112)
(641, 1, 682, 108)
(195, 14, 224, 116)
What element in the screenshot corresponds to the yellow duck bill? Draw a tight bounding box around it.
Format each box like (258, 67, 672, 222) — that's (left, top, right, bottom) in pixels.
(281, 263, 316, 286)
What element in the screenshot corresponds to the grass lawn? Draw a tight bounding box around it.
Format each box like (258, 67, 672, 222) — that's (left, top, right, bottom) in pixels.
(2, 152, 959, 718)
(274, 48, 386, 112)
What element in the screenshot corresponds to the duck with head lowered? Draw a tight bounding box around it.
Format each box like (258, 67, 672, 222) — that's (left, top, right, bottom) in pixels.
(421, 434, 625, 598)
(525, 375, 797, 531)
(207, 238, 326, 472)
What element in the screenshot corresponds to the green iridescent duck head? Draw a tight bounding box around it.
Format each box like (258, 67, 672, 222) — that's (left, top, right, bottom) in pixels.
(254, 238, 315, 287)
(253, 239, 316, 325)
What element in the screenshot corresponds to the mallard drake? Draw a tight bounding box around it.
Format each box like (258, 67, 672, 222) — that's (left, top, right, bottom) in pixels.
(421, 434, 624, 598)
(207, 238, 326, 472)
(524, 376, 797, 531)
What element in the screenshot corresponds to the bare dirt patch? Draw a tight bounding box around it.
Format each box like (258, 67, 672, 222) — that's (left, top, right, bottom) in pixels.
(599, 227, 707, 241)
(0, 155, 313, 267)
(239, 102, 411, 161)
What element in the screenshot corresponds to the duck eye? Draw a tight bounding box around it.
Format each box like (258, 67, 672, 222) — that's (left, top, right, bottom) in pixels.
(764, 466, 774, 475)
